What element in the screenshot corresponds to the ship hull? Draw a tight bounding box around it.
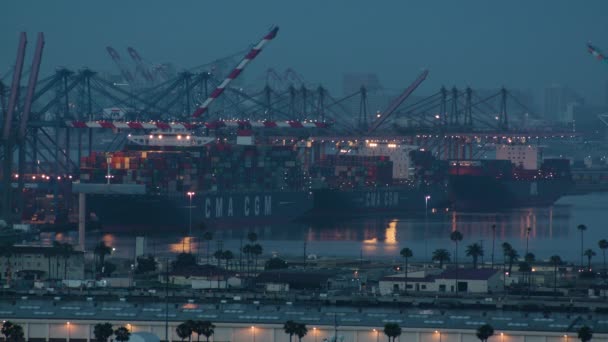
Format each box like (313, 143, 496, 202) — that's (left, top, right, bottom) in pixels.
(307, 183, 449, 218)
(86, 191, 313, 232)
(448, 175, 572, 211)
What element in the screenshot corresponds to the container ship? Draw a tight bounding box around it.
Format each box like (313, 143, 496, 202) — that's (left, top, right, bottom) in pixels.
(306, 148, 450, 218)
(78, 130, 313, 232)
(447, 158, 573, 211)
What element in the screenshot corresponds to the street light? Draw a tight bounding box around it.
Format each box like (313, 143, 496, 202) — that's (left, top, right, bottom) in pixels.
(67, 322, 71, 342)
(313, 327, 317, 342)
(373, 328, 379, 342)
(435, 330, 442, 342)
(425, 195, 431, 216)
(251, 326, 255, 342)
(187, 191, 195, 253)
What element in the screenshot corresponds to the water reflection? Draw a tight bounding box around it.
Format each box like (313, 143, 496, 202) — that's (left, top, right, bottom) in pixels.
(39, 193, 608, 262)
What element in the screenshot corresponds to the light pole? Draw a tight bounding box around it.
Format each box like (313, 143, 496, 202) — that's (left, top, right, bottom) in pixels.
(525, 226, 532, 255)
(373, 329, 379, 342)
(67, 322, 70, 342)
(425, 195, 431, 260)
(251, 326, 255, 342)
(491, 224, 496, 269)
(435, 330, 441, 342)
(313, 327, 317, 342)
(187, 191, 195, 253)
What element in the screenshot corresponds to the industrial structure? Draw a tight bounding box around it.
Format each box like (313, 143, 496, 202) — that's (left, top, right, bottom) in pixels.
(0, 28, 577, 240)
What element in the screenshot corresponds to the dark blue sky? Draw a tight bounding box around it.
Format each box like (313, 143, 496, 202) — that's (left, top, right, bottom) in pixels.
(2, 1, 607, 104)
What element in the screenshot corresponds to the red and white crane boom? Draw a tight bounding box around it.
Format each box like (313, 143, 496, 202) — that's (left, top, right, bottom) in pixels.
(193, 26, 279, 118)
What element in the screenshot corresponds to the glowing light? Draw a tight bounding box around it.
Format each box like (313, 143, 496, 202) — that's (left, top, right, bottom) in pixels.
(186, 135, 191, 140)
(149, 135, 153, 139)
(385, 220, 397, 245)
(158, 135, 163, 139)
(177, 135, 182, 140)
(368, 143, 377, 147)
(387, 143, 397, 148)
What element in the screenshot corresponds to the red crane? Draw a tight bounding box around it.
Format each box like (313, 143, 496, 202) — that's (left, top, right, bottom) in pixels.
(193, 26, 280, 118)
(106, 46, 135, 83)
(367, 70, 429, 133)
(587, 41, 608, 64)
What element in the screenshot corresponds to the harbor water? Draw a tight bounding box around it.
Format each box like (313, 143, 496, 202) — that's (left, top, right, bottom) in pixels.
(43, 192, 607, 264)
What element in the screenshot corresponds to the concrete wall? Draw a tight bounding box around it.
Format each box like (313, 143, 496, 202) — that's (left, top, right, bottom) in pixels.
(5, 319, 605, 342)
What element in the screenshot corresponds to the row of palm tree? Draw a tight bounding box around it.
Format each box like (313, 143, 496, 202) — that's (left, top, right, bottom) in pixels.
(175, 320, 215, 342)
(13, 320, 596, 342)
(283, 320, 307, 342)
(199, 230, 264, 275)
(92, 323, 130, 342)
(2, 321, 24, 342)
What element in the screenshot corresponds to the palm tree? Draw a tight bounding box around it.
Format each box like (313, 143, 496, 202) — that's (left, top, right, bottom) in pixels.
(222, 250, 234, 288)
(501, 242, 513, 270)
(599, 239, 608, 277)
(549, 255, 562, 294)
(584, 249, 596, 271)
(191, 321, 214, 342)
(450, 230, 463, 293)
(383, 323, 402, 342)
(213, 249, 224, 268)
(251, 243, 263, 273)
(295, 323, 308, 342)
(0, 243, 14, 285)
(475, 324, 495, 342)
(400, 247, 413, 293)
(94, 241, 112, 277)
(60, 242, 74, 280)
(202, 231, 213, 265)
(491, 224, 496, 268)
(506, 248, 519, 274)
(176, 323, 192, 342)
(432, 249, 451, 268)
(242, 244, 252, 277)
(284, 320, 298, 342)
(94, 323, 114, 342)
(466, 243, 484, 269)
(577, 325, 593, 342)
(1, 321, 24, 342)
(450, 230, 463, 265)
(114, 327, 131, 342)
(247, 231, 258, 244)
(578, 224, 587, 270)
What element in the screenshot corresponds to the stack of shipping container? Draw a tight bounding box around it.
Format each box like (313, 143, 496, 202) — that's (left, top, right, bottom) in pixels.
(309, 154, 393, 188)
(79, 143, 307, 195)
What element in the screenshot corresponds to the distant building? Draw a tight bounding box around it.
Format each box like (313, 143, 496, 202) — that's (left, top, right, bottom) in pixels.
(358, 142, 417, 179)
(566, 103, 608, 140)
(379, 268, 503, 295)
(543, 84, 584, 122)
(496, 145, 538, 170)
(255, 270, 350, 291)
(0, 245, 84, 282)
(165, 265, 240, 289)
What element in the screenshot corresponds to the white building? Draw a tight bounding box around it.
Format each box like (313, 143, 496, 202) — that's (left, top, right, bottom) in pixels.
(379, 268, 503, 295)
(495, 145, 538, 170)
